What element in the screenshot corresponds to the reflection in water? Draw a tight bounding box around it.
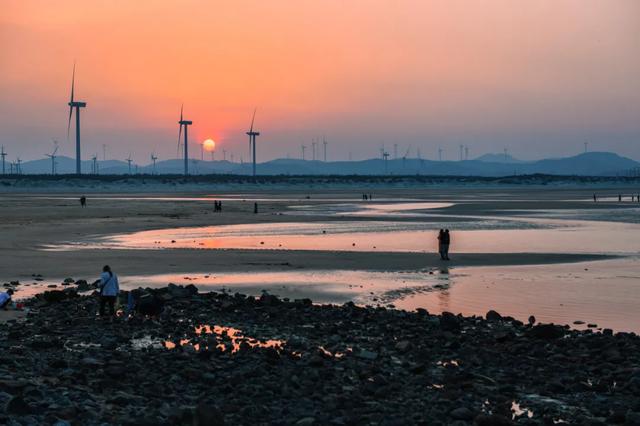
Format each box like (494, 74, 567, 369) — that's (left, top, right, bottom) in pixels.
(436, 266, 451, 313)
(132, 324, 284, 353)
(120, 257, 640, 332)
(44, 217, 639, 255)
(394, 257, 640, 332)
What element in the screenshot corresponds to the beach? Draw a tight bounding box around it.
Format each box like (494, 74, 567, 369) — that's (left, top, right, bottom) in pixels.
(1, 185, 638, 329)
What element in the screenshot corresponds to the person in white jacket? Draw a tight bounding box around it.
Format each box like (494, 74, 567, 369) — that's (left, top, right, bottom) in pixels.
(99, 265, 119, 316)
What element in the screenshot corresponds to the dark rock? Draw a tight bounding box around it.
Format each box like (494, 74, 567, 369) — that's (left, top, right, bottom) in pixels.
(6, 396, 31, 415)
(194, 401, 225, 426)
(528, 323, 565, 339)
(356, 350, 379, 361)
(486, 310, 503, 321)
(450, 407, 474, 420)
(474, 414, 514, 426)
(440, 312, 461, 331)
(395, 340, 411, 352)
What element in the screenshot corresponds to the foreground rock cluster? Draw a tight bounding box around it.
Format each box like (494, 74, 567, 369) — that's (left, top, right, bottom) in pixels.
(1, 286, 639, 425)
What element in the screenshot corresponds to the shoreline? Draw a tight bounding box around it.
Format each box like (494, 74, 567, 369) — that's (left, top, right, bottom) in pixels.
(1, 285, 638, 425)
(1, 249, 617, 283)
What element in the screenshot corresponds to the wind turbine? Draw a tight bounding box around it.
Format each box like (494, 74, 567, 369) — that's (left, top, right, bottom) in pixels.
(459, 144, 464, 161)
(245, 108, 260, 177)
(126, 154, 133, 174)
(45, 140, 59, 175)
(177, 104, 193, 176)
(311, 139, 317, 161)
(323, 136, 327, 162)
(91, 154, 98, 174)
(67, 63, 87, 175)
(393, 143, 398, 160)
(16, 158, 22, 174)
(402, 146, 411, 170)
(382, 151, 390, 174)
(464, 146, 469, 161)
(301, 144, 306, 160)
(438, 147, 443, 161)
(151, 153, 158, 174)
(584, 142, 588, 154)
(1, 146, 7, 175)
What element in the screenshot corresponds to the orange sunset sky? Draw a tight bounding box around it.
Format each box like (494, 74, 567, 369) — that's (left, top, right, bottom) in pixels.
(1, 0, 639, 163)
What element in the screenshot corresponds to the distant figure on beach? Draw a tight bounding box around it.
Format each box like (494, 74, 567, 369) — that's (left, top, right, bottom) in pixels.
(593, 194, 597, 202)
(214, 201, 222, 212)
(254, 202, 258, 214)
(369, 193, 372, 200)
(80, 196, 86, 208)
(437, 229, 446, 260)
(0, 289, 14, 309)
(619, 194, 622, 202)
(442, 229, 451, 260)
(98, 265, 119, 317)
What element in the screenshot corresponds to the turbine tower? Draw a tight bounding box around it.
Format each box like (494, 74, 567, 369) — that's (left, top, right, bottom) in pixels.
(91, 154, 98, 174)
(301, 144, 306, 160)
(584, 142, 588, 154)
(311, 139, 317, 161)
(402, 146, 411, 170)
(151, 153, 158, 174)
(16, 158, 22, 175)
(438, 147, 443, 161)
(323, 137, 327, 162)
(382, 151, 390, 174)
(1, 146, 7, 175)
(67, 63, 87, 175)
(45, 140, 59, 175)
(126, 154, 133, 175)
(177, 104, 193, 176)
(245, 108, 260, 177)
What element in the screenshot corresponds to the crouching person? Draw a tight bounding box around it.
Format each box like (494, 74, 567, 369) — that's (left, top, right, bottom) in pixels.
(98, 265, 119, 317)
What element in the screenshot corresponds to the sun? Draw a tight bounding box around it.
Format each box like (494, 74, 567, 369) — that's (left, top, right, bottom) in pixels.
(203, 139, 216, 152)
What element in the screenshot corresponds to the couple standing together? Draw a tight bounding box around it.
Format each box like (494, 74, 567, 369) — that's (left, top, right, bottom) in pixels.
(438, 229, 451, 260)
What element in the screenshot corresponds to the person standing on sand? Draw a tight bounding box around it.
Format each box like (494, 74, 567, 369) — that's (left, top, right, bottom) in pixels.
(437, 229, 445, 260)
(80, 196, 86, 208)
(98, 265, 119, 317)
(442, 229, 451, 260)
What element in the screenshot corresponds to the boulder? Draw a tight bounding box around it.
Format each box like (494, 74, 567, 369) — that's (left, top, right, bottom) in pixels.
(194, 401, 225, 426)
(528, 323, 565, 340)
(486, 310, 503, 321)
(440, 312, 461, 331)
(474, 413, 514, 426)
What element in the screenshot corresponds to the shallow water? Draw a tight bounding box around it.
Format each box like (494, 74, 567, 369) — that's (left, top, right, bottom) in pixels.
(46, 217, 638, 255)
(114, 257, 640, 332)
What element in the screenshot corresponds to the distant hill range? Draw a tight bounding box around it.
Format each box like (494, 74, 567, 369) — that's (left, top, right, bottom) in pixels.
(13, 151, 640, 177)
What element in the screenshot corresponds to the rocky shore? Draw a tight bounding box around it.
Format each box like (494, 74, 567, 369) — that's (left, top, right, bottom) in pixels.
(1, 285, 639, 425)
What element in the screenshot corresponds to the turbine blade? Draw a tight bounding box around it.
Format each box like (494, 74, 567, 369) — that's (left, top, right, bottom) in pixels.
(67, 63, 75, 139)
(177, 124, 183, 157)
(249, 108, 256, 132)
(180, 103, 183, 122)
(70, 62, 75, 104)
(67, 106, 73, 139)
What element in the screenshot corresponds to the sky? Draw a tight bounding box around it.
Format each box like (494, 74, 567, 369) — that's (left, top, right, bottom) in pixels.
(1, 0, 639, 164)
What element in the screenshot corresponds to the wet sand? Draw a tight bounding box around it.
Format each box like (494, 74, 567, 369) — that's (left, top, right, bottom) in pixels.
(0, 188, 628, 283)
